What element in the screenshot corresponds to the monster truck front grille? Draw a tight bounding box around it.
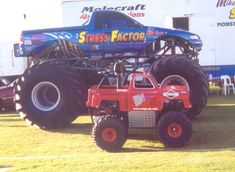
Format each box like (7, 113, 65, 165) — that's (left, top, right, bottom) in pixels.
(128, 111, 156, 128)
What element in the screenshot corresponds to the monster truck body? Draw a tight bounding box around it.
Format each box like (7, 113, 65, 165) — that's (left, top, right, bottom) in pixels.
(15, 11, 201, 59)
(14, 10, 208, 129)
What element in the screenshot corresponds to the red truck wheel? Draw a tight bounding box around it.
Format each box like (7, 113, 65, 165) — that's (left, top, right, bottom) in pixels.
(157, 111, 192, 148)
(167, 123, 183, 138)
(102, 128, 117, 143)
(92, 116, 127, 152)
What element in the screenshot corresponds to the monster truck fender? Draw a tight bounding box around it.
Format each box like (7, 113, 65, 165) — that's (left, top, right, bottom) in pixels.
(25, 39, 83, 60)
(146, 27, 202, 50)
(20, 29, 84, 58)
(29, 40, 56, 56)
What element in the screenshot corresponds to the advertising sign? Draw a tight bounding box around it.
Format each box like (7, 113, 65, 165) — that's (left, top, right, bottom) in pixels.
(216, 0, 235, 27)
(62, 0, 149, 26)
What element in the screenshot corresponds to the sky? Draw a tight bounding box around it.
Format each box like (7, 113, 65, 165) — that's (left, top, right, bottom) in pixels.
(0, 0, 63, 41)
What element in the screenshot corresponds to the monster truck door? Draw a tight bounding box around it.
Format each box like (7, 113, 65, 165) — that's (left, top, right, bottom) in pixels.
(128, 75, 158, 111)
(77, 12, 114, 55)
(94, 11, 147, 55)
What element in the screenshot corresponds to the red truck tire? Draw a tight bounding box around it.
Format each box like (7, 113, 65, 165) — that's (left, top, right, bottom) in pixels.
(157, 111, 192, 147)
(92, 116, 127, 152)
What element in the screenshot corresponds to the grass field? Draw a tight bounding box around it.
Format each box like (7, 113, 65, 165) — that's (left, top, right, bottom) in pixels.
(0, 95, 235, 171)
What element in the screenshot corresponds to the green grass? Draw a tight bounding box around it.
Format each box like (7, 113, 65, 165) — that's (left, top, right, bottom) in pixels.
(0, 95, 235, 171)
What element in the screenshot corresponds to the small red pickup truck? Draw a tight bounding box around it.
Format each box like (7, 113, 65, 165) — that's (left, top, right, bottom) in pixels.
(87, 72, 192, 152)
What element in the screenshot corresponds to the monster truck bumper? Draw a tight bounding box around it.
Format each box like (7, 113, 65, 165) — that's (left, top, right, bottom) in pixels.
(188, 35, 203, 51)
(190, 39, 202, 51)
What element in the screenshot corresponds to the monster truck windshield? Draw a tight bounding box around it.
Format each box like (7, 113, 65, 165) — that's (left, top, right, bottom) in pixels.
(94, 11, 144, 29)
(82, 19, 90, 26)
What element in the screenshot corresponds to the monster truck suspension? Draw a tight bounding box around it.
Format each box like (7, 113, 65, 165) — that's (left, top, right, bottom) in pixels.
(144, 36, 199, 62)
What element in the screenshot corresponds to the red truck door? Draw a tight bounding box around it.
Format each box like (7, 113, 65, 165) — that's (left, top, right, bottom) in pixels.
(128, 75, 159, 111)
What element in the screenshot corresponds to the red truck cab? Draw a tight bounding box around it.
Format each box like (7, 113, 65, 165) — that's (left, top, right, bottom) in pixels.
(87, 72, 191, 112)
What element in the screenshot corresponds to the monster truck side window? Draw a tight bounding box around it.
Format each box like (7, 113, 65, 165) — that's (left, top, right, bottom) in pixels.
(94, 11, 143, 29)
(134, 76, 154, 89)
(107, 12, 143, 29)
(94, 12, 106, 29)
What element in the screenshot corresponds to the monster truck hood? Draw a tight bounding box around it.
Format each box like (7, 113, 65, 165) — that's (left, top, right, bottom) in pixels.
(153, 26, 199, 38)
(150, 26, 202, 50)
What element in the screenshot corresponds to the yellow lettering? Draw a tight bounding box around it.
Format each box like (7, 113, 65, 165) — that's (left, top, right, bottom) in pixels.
(111, 30, 119, 43)
(139, 32, 145, 41)
(229, 8, 235, 19)
(132, 32, 139, 42)
(128, 32, 134, 41)
(123, 33, 129, 42)
(117, 33, 123, 42)
(78, 31, 86, 44)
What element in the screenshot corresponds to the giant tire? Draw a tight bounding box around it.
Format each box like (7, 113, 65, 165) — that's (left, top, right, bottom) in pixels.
(150, 55, 208, 120)
(14, 61, 87, 129)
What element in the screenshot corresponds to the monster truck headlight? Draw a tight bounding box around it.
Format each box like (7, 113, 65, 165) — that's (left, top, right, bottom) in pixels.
(190, 35, 200, 40)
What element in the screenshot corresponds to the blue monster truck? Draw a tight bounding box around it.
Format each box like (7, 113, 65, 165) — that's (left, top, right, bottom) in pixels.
(14, 11, 208, 129)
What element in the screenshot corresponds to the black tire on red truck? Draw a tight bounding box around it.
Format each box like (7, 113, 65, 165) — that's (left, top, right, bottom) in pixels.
(92, 115, 127, 152)
(14, 61, 87, 129)
(150, 55, 208, 120)
(157, 110, 192, 147)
